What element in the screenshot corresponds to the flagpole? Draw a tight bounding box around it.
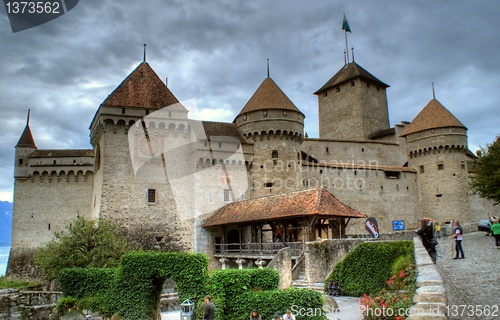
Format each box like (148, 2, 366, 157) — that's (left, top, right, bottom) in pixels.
(344, 30, 349, 64)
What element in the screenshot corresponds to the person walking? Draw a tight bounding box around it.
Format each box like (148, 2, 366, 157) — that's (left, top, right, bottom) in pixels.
(416, 218, 437, 263)
(491, 219, 500, 248)
(451, 219, 465, 259)
(203, 295, 215, 320)
(435, 223, 441, 239)
(441, 221, 447, 238)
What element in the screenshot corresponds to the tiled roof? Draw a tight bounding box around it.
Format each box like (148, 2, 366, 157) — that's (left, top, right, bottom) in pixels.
(237, 77, 302, 115)
(101, 62, 182, 110)
(30, 149, 94, 158)
(16, 124, 36, 148)
(200, 121, 253, 144)
(203, 187, 366, 227)
(400, 99, 466, 136)
(314, 62, 389, 94)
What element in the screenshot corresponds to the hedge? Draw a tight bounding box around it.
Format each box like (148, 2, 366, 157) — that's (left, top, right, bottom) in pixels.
(207, 268, 325, 320)
(59, 251, 208, 320)
(325, 240, 413, 297)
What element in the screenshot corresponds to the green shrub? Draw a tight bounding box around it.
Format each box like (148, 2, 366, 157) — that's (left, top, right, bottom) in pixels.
(56, 296, 78, 314)
(59, 268, 115, 298)
(58, 251, 208, 320)
(208, 268, 325, 320)
(0, 276, 40, 289)
(325, 240, 413, 296)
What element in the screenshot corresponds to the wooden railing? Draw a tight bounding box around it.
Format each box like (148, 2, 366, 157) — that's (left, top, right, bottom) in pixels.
(215, 242, 304, 257)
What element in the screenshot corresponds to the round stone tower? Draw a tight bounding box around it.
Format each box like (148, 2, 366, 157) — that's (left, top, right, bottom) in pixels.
(234, 77, 305, 198)
(400, 98, 472, 224)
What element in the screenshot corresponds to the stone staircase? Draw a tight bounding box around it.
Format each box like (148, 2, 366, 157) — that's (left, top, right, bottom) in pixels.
(292, 263, 325, 293)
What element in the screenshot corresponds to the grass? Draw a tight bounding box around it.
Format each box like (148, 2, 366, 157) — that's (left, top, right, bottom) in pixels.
(0, 276, 41, 289)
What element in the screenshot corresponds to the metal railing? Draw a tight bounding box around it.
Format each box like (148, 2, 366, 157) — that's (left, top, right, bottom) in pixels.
(215, 242, 304, 257)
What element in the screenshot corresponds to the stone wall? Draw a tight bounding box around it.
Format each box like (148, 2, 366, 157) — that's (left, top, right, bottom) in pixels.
(267, 247, 292, 289)
(0, 289, 61, 320)
(408, 237, 448, 319)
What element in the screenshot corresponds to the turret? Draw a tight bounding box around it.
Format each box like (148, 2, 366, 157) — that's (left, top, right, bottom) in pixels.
(234, 77, 305, 197)
(315, 62, 390, 140)
(14, 110, 37, 179)
(400, 98, 471, 223)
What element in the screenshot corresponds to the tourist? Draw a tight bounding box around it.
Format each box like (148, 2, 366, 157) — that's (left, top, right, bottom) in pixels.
(282, 309, 296, 320)
(250, 309, 261, 320)
(415, 218, 437, 263)
(203, 295, 215, 320)
(451, 219, 465, 259)
(491, 219, 500, 248)
(440, 221, 447, 238)
(435, 223, 441, 239)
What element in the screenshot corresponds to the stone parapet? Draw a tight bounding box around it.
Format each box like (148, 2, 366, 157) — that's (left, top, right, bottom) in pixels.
(408, 237, 448, 320)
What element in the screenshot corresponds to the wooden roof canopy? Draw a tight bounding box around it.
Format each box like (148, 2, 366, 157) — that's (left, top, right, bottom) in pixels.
(203, 187, 367, 228)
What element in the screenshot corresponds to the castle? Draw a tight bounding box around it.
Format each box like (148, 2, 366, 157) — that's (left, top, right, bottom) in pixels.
(8, 49, 499, 277)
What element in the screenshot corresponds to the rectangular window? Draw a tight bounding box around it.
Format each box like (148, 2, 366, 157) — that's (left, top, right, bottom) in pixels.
(461, 161, 466, 170)
(265, 182, 274, 188)
(272, 150, 278, 158)
(420, 165, 425, 173)
(223, 189, 230, 202)
(18, 158, 23, 165)
(437, 163, 444, 170)
(147, 189, 156, 203)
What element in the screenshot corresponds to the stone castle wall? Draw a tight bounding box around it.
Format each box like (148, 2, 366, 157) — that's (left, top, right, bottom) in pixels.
(318, 77, 389, 140)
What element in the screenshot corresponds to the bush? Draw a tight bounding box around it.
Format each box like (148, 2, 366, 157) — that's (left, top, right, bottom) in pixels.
(56, 296, 78, 314)
(59, 251, 208, 320)
(208, 268, 325, 320)
(325, 241, 413, 296)
(34, 218, 133, 281)
(361, 254, 416, 319)
(0, 276, 40, 289)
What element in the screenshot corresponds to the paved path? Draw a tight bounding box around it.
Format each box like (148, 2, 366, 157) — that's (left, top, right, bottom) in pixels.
(161, 296, 362, 319)
(435, 231, 500, 320)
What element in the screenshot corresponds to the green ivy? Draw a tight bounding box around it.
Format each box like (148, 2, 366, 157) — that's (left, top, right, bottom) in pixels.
(325, 241, 413, 297)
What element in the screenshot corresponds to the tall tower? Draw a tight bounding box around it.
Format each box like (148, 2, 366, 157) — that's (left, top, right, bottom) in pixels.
(14, 111, 37, 179)
(89, 60, 194, 251)
(315, 62, 390, 140)
(234, 77, 305, 198)
(400, 99, 472, 223)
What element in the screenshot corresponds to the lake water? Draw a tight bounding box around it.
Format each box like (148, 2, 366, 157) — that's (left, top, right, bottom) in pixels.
(0, 246, 10, 276)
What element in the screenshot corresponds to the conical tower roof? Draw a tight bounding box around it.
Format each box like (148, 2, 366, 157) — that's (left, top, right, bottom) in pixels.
(16, 112, 36, 148)
(237, 77, 303, 116)
(101, 62, 183, 110)
(314, 62, 389, 94)
(400, 99, 466, 136)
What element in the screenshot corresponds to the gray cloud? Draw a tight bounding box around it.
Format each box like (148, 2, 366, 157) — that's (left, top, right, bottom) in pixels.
(1, 0, 499, 200)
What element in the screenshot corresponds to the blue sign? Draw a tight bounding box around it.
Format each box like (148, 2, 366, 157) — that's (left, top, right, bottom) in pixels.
(392, 220, 405, 231)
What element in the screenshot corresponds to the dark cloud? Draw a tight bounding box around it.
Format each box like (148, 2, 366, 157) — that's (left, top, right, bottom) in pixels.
(1, 0, 499, 200)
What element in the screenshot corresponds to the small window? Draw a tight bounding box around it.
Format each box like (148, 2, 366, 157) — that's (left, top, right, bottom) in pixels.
(461, 161, 466, 170)
(320, 169, 323, 174)
(263, 110, 268, 117)
(18, 159, 23, 165)
(437, 163, 444, 170)
(272, 150, 278, 159)
(223, 189, 230, 202)
(218, 142, 222, 148)
(326, 147, 329, 153)
(384, 171, 400, 179)
(351, 81, 355, 87)
(53, 160, 56, 165)
(265, 182, 274, 188)
(420, 165, 425, 173)
(380, 186, 384, 191)
(121, 108, 126, 114)
(431, 129, 435, 134)
(147, 189, 156, 203)
(336, 87, 340, 93)
(324, 92, 328, 97)
(283, 110, 287, 117)
(303, 180, 308, 187)
(204, 140, 208, 147)
(146, 109, 149, 115)
(436, 194, 443, 198)
(48, 223, 51, 230)
(243, 114, 248, 121)
(73, 159, 77, 165)
(396, 184, 399, 191)
(361, 148, 364, 152)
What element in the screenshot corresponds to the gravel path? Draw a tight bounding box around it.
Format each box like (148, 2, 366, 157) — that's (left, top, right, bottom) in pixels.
(435, 232, 500, 320)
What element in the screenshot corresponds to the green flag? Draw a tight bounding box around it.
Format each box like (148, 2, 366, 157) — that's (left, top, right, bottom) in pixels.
(342, 13, 351, 33)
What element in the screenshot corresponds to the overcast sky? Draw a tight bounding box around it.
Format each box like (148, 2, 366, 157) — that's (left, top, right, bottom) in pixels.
(1, 0, 499, 201)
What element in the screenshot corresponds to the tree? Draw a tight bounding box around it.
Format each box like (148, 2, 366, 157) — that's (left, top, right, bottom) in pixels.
(34, 217, 133, 281)
(470, 136, 500, 204)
